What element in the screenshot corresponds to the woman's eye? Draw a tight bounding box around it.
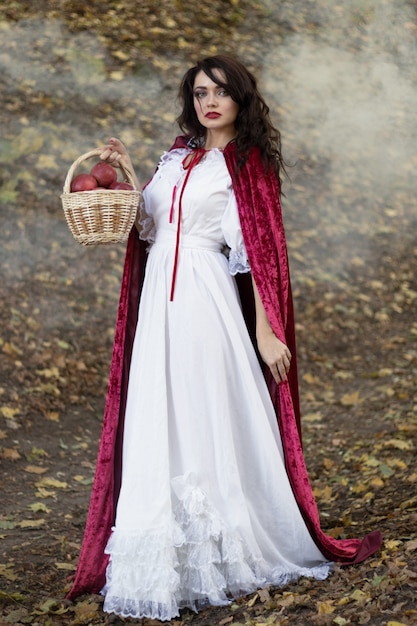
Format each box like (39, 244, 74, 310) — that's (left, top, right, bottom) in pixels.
(194, 91, 206, 98)
(218, 90, 228, 97)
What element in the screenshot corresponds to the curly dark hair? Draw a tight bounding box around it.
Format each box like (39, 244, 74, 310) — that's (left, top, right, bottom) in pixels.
(176, 54, 287, 185)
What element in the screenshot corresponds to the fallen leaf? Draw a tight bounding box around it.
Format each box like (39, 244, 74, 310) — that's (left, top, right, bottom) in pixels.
(0, 406, 19, 419)
(73, 599, 100, 621)
(1, 448, 21, 461)
(36, 477, 67, 489)
(303, 412, 323, 422)
(54, 562, 77, 571)
(247, 593, 258, 607)
(340, 391, 361, 406)
(303, 373, 321, 385)
(18, 519, 46, 528)
(385, 540, 402, 551)
(32, 598, 69, 615)
(384, 438, 413, 450)
(24, 465, 48, 475)
(0, 563, 18, 581)
(349, 588, 368, 603)
(35, 487, 56, 498)
(317, 600, 335, 614)
(28, 502, 51, 514)
(45, 411, 60, 422)
(0, 521, 16, 530)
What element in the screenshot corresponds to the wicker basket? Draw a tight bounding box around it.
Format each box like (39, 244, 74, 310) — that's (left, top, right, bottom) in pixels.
(61, 148, 141, 245)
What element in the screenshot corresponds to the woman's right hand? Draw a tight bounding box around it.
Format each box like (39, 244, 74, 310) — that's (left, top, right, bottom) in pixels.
(100, 137, 141, 191)
(100, 137, 131, 168)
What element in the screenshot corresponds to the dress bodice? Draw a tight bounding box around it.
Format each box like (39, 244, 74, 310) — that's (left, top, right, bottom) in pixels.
(139, 148, 249, 275)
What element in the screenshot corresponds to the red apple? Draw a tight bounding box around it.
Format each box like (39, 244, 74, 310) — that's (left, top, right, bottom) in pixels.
(90, 162, 117, 188)
(109, 181, 134, 190)
(71, 173, 98, 192)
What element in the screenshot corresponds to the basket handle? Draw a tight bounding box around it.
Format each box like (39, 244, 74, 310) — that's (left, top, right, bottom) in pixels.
(62, 148, 138, 193)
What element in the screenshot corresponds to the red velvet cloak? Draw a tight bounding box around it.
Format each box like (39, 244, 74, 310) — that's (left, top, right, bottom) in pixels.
(67, 138, 382, 601)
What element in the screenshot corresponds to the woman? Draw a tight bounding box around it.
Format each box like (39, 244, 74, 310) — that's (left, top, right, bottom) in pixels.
(67, 55, 381, 621)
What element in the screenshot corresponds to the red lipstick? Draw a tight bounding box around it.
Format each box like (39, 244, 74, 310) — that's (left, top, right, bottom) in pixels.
(205, 112, 221, 119)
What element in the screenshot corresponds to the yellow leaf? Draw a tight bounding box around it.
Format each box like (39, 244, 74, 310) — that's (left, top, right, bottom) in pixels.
(2, 343, 23, 357)
(27, 447, 48, 460)
(54, 562, 77, 571)
(303, 412, 323, 422)
(386, 458, 407, 470)
(0, 563, 18, 581)
(36, 154, 59, 170)
(24, 465, 48, 475)
(0, 406, 20, 419)
(340, 391, 361, 406)
(384, 438, 413, 451)
(378, 368, 393, 377)
(73, 600, 100, 621)
(32, 598, 70, 615)
(349, 588, 368, 603)
(46, 411, 60, 422)
(36, 477, 67, 489)
(109, 71, 124, 81)
(303, 373, 320, 385)
(334, 371, 354, 380)
(363, 456, 380, 467)
(35, 487, 56, 498)
(385, 540, 402, 551)
(28, 502, 51, 514)
(371, 477, 384, 488)
(321, 485, 333, 500)
(1, 448, 21, 461)
(387, 622, 409, 626)
(246, 593, 258, 607)
(112, 50, 130, 61)
(19, 519, 46, 528)
(36, 367, 60, 379)
(352, 482, 368, 494)
(400, 495, 417, 509)
(40, 382, 61, 396)
(317, 600, 335, 614)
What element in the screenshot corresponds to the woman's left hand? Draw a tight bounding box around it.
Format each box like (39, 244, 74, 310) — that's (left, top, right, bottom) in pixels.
(257, 329, 292, 384)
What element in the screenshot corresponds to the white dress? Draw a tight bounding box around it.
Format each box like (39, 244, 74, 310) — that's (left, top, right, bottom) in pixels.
(102, 147, 332, 621)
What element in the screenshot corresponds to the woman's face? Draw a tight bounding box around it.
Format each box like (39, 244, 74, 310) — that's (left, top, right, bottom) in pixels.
(193, 69, 239, 137)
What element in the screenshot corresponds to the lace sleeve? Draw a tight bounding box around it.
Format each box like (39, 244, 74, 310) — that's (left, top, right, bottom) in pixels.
(228, 245, 250, 276)
(137, 195, 156, 244)
(221, 189, 251, 275)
